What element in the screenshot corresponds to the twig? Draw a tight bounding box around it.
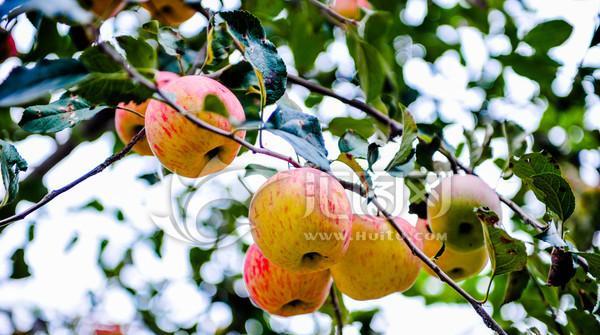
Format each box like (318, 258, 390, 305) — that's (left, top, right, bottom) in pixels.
(306, 0, 359, 26)
(0, 129, 146, 227)
(287, 74, 402, 136)
(329, 285, 344, 335)
(370, 197, 508, 335)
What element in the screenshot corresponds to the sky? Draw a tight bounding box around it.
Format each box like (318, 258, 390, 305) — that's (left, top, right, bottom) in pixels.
(0, 0, 599, 334)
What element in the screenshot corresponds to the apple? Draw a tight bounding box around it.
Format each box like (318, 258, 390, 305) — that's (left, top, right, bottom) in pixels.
(417, 219, 488, 281)
(115, 71, 179, 156)
(331, 215, 422, 300)
(145, 75, 246, 178)
(331, 0, 371, 20)
(244, 244, 332, 316)
(249, 168, 352, 273)
(427, 174, 501, 252)
(142, 0, 196, 26)
(93, 324, 123, 335)
(79, 0, 123, 19)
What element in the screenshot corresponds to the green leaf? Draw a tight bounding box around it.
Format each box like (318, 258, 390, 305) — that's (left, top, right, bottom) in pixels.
(574, 252, 600, 279)
(0, 0, 93, 23)
(203, 94, 228, 117)
(513, 153, 561, 180)
(244, 164, 277, 178)
(524, 20, 573, 52)
(347, 30, 386, 103)
(265, 98, 330, 170)
(327, 117, 376, 139)
(80, 199, 104, 212)
(502, 269, 530, 305)
(385, 109, 417, 175)
(140, 21, 184, 57)
(0, 59, 88, 107)
(535, 223, 567, 248)
(0, 140, 28, 208)
(477, 208, 527, 277)
(565, 309, 600, 335)
(367, 143, 380, 171)
(338, 131, 369, 159)
(19, 96, 106, 134)
(220, 10, 287, 105)
(532, 173, 575, 221)
(116, 36, 158, 70)
(416, 136, 440, 171)
(10, 248, 30, 279)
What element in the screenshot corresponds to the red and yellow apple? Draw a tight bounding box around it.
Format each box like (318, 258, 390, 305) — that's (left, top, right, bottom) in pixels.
(331, 215, 422, 300)
(145, 75, 246, 177)
(142, 0, 196, 26)
(417, 219, 488, 281)
(427, 174, 501, 252)
(0, 30, 17, 62)
(243, 244, 332, 316)
(115, 71, 179, 156)
(331, 0, 371, 20)
(249, 168, 352, 273)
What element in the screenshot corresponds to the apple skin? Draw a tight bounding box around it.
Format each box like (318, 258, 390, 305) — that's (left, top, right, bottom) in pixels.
(417, 219, 488, 281)
(243, 244, 332, 317)
(115, 71, 179, 156)
(331, 0, 371, 20)
(249, 168, 352, 273)
(145, 75, 246, 178)
(93, 324, 123, 335)
(142, 0, 196, 26)
(427, 174, 501, 252)
(331, 215, 422, 300)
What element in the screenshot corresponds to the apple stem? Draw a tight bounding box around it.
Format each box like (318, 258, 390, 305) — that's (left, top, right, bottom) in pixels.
(329, 285, 344, 335)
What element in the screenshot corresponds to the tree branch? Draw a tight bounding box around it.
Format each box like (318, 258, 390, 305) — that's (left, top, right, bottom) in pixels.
(0, 128, 146, 227)
(329, 285, 344, 335)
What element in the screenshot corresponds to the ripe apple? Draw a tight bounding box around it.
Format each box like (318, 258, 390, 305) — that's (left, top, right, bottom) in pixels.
(427, 174, 501, 252)
(93, 324, 123, 335)
(115, 71, 179, 156)
(331, 0, 371, 20)
(79, 0, 123, 19)
(249, 168, 352, 273)
(331, 215, 422, 300)
(417, 219, 488, 281)
(142, 0, 196, 26)
(243, 244, 332, 316)
(145, 75, 246, 178)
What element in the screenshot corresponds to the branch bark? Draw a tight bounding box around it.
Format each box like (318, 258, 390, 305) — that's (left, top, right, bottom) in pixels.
(0, 128, 146, 227)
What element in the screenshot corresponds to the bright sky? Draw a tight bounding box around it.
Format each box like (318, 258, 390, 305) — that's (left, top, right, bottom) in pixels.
(0, 0, 599, 334)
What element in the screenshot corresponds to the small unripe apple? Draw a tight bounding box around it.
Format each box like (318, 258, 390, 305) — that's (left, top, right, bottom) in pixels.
(249, 168, 352, 273)
(145, 75, 246, 178)
(331, 0, 371, 20)
(417, 219, 488, 281)
(331, 215, 422, 300)
(243, 244, 332, 316)
(142, 0, 196, 26)
(427, 174, 501, 252)
(79, 0, 123, 19)
(115, 71, 179, 156)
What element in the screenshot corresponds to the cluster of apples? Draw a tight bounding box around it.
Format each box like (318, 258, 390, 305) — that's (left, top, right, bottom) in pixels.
(244, 169, 501, 316)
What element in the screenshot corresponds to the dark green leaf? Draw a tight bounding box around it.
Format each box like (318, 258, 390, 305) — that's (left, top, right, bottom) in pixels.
(244, 164, 277, 178)
(347, 30, 386, 103)
(10, 248, 30, 279)
(80, 199, 104, 212)
(140, 21, 184, 57)
(0, 0, 92, 23)
(574, 252, 600, 279)
(0, 140, 28, 208)
(19, 96, 106, 134)
(477, 208, 527, 276)
(513, 153, 560, 180)
(566, 309, 600, 335)
(220, 10, 287, 105)
(116, 36, 158, 70)
(503, 269, 530, 305)
(265, 98, 330, 170)
(524, 20, 573, 52)
(532, 173, 575, 221)
(367, 143, 379, 171)
(339, 131, 369, 158)
(0, 59, 88, 107)
(137, 173, 161, 186)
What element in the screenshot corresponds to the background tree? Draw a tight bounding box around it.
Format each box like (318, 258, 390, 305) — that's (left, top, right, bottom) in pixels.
(0, 0, 599, 334)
